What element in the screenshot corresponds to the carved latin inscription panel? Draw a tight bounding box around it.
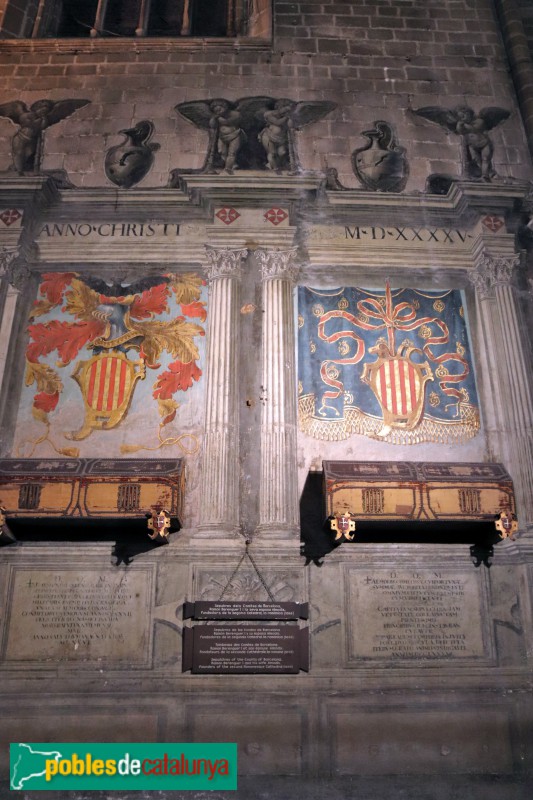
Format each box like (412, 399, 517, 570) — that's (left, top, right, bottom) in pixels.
(345, 566, 494, 666)
(1, 566, 153, 666)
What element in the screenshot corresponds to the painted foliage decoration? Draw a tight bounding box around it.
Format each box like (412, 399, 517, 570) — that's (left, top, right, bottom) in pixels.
(298, 284, 480, 444)
(20, 271, 206, 457)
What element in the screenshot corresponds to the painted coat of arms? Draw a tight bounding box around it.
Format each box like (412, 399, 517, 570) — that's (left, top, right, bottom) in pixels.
(298, 284, 480, 445)
(19, 272, 206, 457)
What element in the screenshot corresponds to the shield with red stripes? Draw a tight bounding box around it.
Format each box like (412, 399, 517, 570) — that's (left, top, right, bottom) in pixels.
(362, 354, 433, 431)
(69, 352, 145, 440)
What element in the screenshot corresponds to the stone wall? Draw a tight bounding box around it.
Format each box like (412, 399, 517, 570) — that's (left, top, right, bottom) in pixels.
(1, 1, 533, 797)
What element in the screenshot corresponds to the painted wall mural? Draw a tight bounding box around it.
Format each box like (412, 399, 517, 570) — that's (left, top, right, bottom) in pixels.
(298, 284, 480, 445)
(15, 271, 206, 458)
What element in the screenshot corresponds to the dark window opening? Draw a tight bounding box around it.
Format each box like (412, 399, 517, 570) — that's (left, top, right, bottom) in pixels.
(104, 0, 142, 37)
(147, 0, 184, 37)
(190, 0, 228, 37)
(57, 0, 99, 37)
(1, 0, 272, 40)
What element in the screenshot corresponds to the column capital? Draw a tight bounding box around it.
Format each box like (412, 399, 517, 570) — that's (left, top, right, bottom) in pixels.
(0, 247, 26, 291)
(256, 248, 300, 284)
(204, 246, 247, 281)
(470, 253, 520, 298)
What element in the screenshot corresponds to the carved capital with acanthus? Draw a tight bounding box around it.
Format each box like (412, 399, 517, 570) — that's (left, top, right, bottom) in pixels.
(470, 253, 520, 299)
(0, 247, 18, 279)
(204, 246, 247, 281)
(0, 247, 28, 290)
(256, 248, 300, 283)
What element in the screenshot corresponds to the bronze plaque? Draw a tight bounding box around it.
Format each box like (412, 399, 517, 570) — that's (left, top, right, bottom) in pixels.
(183, 625, 309, 674)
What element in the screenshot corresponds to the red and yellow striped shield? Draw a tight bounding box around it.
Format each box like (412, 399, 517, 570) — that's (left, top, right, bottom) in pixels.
(375, 358, 422, 419)
(362, 354, 433, 431)
(69, 352, 145, 440)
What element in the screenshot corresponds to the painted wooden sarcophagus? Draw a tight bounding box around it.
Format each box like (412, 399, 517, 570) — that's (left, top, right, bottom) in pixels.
(0, 458, 184, 524)
(323, 461, 515, 524)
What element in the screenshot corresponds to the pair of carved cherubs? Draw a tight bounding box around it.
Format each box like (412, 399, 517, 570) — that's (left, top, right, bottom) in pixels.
(0, 97, 511, 188)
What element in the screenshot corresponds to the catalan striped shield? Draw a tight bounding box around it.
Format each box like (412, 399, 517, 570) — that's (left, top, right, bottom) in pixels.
(69, 352, 145, 440)
(362, 354, 433, 432)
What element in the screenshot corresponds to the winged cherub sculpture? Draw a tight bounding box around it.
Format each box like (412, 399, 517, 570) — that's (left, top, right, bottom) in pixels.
(413, 105, 511, 181)
(0, 98, 90, 175)
(173, 96, 336, 175)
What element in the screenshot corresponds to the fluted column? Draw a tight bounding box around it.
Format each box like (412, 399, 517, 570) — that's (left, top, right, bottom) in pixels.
(255, 248, 300, 539)
(197, 246, 247, 536)
(0, 247, 21, 394)
(470, 254, 533, 530)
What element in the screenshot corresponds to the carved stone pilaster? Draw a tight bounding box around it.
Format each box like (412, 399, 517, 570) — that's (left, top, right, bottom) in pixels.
(471, 251, 533, 531)
(469, 253, 519, 299)
(0, 248, 22, 396)
(197, 247, 247, 537)
(255, 248, 300, 540)
(205, 245, 246, 281)
(256, 247, 300, 284)
(0, 247, 19, 282)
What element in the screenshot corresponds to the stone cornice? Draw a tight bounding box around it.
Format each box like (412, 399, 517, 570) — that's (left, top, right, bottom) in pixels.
(0, 37, 271, 57)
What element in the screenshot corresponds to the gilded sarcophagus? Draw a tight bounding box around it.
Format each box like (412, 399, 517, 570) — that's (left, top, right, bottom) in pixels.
(323, 461, 515, 524)
(0, 458, 184, 524)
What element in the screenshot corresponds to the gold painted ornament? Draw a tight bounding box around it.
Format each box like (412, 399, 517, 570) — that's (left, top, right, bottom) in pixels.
(495, 510, 518, 540)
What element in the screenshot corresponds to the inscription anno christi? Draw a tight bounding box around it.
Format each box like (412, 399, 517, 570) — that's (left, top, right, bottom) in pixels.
(38, 222, 180, 239)
(2, 568, 151, 665)
(348, 568, 488, 663)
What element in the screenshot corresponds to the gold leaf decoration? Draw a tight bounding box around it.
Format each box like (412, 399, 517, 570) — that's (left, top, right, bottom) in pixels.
(120, 444, 146, 454)
(132, 317, 203, 366)
(168, 272, 203, 305)
(418, 324, 432, 339)
(433, 299, 445, 313)
(25, 361, 63, 395)
(29, 299, 57, 320)
(63, 278, 101, 320)
(57, 446, 80, 457)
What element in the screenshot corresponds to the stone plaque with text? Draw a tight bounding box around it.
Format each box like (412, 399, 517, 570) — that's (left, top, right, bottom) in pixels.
(183, 625, 309, 674)
(183, 601, 308, 620)
(1, 566, 153, 666)
(346, 567, 492, 664)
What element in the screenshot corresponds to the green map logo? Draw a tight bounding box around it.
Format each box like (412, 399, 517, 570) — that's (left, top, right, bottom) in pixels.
(11, 743, 63, 790)
(10, 743, 237, 790)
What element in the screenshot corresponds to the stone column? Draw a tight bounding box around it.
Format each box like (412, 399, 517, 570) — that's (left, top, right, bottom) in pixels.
(196, 246, 247, 537)
(470, 253, 533, 530)
(255, 248, 300, 539)
(0, 247, 21, 394)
